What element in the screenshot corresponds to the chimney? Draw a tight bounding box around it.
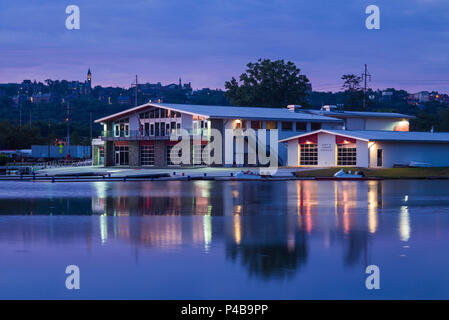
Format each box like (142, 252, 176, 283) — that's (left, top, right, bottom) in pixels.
(287, 105, 302, 112)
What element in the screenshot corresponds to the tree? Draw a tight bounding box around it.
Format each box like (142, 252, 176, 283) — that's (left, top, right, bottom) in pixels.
(225, 59, 310, 107)
(341, 74, 363, 109)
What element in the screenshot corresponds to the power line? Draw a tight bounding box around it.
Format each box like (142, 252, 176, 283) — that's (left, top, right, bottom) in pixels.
(362, 64, 371, 109)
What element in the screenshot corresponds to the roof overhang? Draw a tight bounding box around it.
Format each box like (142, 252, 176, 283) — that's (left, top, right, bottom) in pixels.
(279, 129, 370, 143)
(94, 103, 211, 123)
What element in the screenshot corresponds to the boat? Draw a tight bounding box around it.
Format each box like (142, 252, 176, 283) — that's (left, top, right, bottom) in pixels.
(315, 169, 383, 181)
(215, 171, 295, 181)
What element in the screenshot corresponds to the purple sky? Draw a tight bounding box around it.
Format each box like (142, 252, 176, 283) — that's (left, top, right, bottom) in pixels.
(1, 0, 449, 93)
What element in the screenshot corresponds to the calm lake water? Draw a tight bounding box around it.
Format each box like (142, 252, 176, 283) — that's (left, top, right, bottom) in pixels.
(0, 179, 449, 299)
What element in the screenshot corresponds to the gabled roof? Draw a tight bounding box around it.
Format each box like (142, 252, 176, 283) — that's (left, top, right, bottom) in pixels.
(95, 103, 344, 123)
(279, 129, 449, 143)
(301, 109, 415, 120)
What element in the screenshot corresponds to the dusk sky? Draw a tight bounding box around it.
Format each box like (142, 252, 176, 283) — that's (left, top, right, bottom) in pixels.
(1, 0, 449, 92)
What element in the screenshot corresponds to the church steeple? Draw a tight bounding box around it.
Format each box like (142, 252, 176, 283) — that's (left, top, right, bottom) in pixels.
(87, 68, 92, 88)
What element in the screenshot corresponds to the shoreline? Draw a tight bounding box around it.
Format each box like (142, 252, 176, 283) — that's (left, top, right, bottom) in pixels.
(1, 166, 449, 182)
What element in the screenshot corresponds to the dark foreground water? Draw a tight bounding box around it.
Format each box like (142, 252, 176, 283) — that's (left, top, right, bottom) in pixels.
(0, 179, 448, 299)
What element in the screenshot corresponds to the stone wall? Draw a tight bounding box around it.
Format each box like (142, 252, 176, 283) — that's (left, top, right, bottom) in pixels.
(154, 140, 166, 167)
(128, 141, 139, 166)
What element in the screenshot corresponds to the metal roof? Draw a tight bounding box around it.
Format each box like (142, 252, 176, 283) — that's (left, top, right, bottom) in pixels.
(301, 109, 415, 119)
(279, 129, 449, 143)
(95, 103, 344, 123)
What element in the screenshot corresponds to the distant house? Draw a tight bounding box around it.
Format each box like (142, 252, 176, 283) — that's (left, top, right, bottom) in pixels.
(30, 93, 57, 104)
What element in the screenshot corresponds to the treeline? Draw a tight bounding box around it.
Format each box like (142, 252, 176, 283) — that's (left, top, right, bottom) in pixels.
(0, 120, 93, 149)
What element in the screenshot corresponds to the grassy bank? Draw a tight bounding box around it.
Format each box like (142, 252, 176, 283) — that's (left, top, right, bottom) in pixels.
(295, 167, 449, 179)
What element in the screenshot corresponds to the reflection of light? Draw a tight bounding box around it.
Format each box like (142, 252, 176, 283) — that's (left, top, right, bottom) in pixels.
(203, 215, 212, 251)
(404, 195, 408, 203)
(296, 183, 302, 216)
(234, 215, 241, 245)
(94, 181, 107, 199)
(232, 190, 239, 198)
(368, 141, 375, 149)
(234, 205, 242, 215)
(368, 186, 378, 234)
(399, 205, 411, 242)
(100, 214, 108, 244)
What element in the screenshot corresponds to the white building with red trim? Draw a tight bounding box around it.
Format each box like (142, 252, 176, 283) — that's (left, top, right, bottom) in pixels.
(280, 129, 449, 168)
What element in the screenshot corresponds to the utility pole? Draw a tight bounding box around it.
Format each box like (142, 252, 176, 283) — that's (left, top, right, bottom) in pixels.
(89, 112, 93, 158)
(131, 75, 138, 107)
(19, 104, 22, 129)
(89, 112, 93, 142)
(66, 103, 70, 160)
(362, 64, 371, 109)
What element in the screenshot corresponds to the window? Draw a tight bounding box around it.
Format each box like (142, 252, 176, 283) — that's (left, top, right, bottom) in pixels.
(337, 144, 357, 166)
(144, 123, 149, 136)
(114, 118, 129, 137)
(160, 109, 166, 118)
(166, 145, 181, 165)
(377, 149, 383, 167)
(150, 123, 154, 136)
(311, 123, 321, 131)
(155, 123, 160, 136)
(265, 121, 277, 130)
(300, 144, 318, 165)
(296, 122, 307, 131)
(115, 146, 129, 165)
(193, 144, 208, 165)
(150, 110, 155, 119)
(99, 147, 104, 165)
(281, 122, 293, 131)
(251, 121, 261, 129)
(140, 145, 155, 166)
(161, 122, 166, 136)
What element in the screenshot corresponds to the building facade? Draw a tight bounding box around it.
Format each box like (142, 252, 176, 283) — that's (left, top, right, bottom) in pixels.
(94, 103, 343, 167)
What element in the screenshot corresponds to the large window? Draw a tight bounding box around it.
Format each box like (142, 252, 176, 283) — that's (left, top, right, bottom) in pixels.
(296, 122, 307, 131)
(193, 144, 209, 165)
(115, 146, 129, 165)
(337, 144, 357, 166)
(114, 118, 129, 137)
(265, 121, 277, 130)
(300, 144, 318, 165)
(140, 145, 155, 166)
(251, 121, 261, 129)
(281, 122, 293, 131)
(166, 145, 182, 166)
(311, 123, 322, 131)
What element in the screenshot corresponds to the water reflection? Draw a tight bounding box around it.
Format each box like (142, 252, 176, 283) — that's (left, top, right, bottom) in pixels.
(1, 180, 449, 283)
